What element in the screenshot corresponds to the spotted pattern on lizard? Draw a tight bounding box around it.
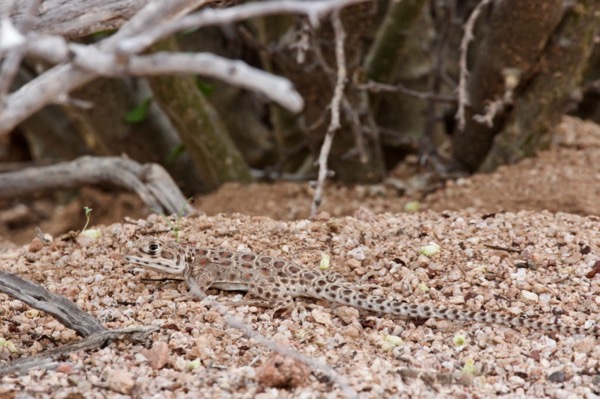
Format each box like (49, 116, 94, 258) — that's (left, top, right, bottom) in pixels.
(125, 238, 600, 336)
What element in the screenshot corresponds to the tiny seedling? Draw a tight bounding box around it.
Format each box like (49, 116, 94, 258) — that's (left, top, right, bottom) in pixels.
(152, 198, 193, 242)
(82, 206, 93, 232)
(80, 206, 102, 239)
(124, 97, 152, 123)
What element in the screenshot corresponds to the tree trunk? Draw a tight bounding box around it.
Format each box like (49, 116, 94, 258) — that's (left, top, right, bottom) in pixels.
(146, 37, 254, 190)
(451, 0, 564, 171)
(483, 0, 600, 169)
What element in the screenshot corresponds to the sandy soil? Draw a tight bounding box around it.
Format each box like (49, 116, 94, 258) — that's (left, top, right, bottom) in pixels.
(1, 116, 600, 398)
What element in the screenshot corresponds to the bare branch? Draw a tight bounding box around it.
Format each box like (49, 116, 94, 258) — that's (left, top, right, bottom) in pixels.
(0, 269, 105, 337)
(117, 0, 370, 55)
(472, 67, 520, 126)
(0, 156, 194, 216)
(0, 0, 41, 106)
(23, 36, 304, 113)
(0, 326, 158, 377)
(2, 0, 365, 134)
(0, 0, 208, 135)
(359, 80, 457, 103)
(10, 0, 148, 38)
(311, 11, 347, 217)
(455, 0, 493, 131)
(224, 311, 358, 399)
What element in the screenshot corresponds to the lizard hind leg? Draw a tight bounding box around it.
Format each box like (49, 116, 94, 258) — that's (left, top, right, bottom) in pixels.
(235, 281, 296, 318)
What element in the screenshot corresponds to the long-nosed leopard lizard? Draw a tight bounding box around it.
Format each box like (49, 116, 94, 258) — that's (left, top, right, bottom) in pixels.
(125, 238, 599, 336)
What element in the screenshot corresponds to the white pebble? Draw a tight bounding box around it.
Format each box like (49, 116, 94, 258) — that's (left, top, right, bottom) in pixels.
(521, 290, 539, 303)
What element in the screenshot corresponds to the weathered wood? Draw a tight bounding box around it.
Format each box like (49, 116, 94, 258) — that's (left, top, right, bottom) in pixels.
(0, 270, 105, 337)
(0, 326, 158, 377)
(0, 156, 194, 216)
(0, 0, 209, 135)
(10, 0, 148, 38)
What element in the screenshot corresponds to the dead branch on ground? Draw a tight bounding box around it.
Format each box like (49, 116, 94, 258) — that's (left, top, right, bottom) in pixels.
(0, 269, 158, 376)
(0, 325, 158, 377)
(192, 288, 359, 398)
(0, 156, 194, 216)
(0, 270, 105, 336)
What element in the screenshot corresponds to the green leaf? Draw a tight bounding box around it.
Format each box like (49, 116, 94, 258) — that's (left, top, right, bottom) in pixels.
(125, 98, 152, 123)
(89, 30, 116, 41)
(195, 78, 214, 96)
(167, 144, 186, 163)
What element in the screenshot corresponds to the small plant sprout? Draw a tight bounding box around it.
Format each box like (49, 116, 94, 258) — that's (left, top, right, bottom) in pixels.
(453, 333, 467, 351)
(82, 206, 92, 231)
(0, 337, 18, 354)
(80, 206, 102, 239)
(319, 253, 331, 270)
(188, 359, 201, 370)
(404, 200, 420, 213)
(152, 198, 193, 242)
(382, 334, 403, 351)
(419, 242, 440, 257)
(461, 359, 477, 376)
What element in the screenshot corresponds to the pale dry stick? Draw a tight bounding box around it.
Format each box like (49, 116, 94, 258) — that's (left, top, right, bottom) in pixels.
(310, 27, 367, 165)
(0, 269, 159, 376)
(472, 68, 521, 126)
(203, 298, 359, 399)
(0, 0, 41, 107)
(0, 0, 209, 135)
(23, 39, 303, 113)
(359, 81, 457, 103)
(0, 0, 364, 134)
(9, 0, 147, 38)
(117, 0, 370, 55)
(0, 326, 158, 377)
(310, 11, 347, 217)
(0, 156, 194, 216)
(455, 0, 494, 131)
(0, 269, 105, 337)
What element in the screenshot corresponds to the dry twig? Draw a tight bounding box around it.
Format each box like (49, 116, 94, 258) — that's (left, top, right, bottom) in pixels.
(0, 0, 206, 134)
(359, 81, 457, 103)
(0, 270, 105, 337)
(194, 295, 358, 399)
(116, 0, 369, 55)
(0, 326, 158, 377)
(0, 0, 41, 107)
(0, 268, 159, 377)
(455, 0, 493, 131)
(310, 11, 348, 217)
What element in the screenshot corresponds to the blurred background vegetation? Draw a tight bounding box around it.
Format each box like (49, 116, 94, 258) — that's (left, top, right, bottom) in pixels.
(2, 0, 599, 194)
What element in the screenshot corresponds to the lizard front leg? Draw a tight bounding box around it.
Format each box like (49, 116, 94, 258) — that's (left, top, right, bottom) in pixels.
(183, 262, 217, 299)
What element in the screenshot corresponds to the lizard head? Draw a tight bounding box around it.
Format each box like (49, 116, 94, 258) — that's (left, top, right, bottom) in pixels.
(125, 238, 186, 275)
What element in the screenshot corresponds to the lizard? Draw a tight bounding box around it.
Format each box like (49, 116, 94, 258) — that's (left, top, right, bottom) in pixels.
(124, 237, 600, 336)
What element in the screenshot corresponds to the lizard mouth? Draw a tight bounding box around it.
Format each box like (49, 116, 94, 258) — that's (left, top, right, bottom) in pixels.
(125, 254, 185, 274)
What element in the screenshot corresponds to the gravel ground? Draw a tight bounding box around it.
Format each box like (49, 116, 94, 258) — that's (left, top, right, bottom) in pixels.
(1, 210, 600, 398)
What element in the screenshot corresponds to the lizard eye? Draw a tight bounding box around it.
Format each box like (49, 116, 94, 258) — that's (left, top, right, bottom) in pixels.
(146, 242, 161, 254)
